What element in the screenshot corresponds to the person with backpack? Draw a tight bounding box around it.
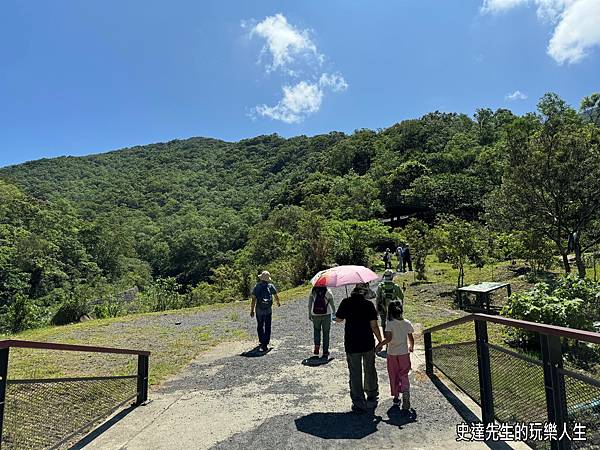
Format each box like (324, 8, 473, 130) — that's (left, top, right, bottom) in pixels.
(335, 282, 384, 413)
(308, 286, 336, 357)
(402, 245, 413, 272)
(251, 271, 281, 352)
(382, 248, 392, 270)
(375, 300, 414, 410)
(376, 270, 404, 334)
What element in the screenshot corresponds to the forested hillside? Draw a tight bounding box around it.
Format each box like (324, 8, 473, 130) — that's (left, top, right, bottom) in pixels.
(1, 92, 599, 333)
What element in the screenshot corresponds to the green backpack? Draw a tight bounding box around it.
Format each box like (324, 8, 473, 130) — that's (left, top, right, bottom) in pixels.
(380, 281, 399, 311)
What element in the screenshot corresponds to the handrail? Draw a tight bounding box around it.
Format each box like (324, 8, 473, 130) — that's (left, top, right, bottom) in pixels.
(0, 339, 150, 356)
(0, 339, 150, 448)
(424, 313, 600, 344)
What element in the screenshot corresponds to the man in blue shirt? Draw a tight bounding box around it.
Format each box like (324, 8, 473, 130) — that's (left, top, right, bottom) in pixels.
(251, 270, 281, 352)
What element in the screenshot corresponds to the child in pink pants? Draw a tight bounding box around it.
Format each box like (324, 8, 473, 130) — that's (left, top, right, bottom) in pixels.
(376, 300, 414, 409)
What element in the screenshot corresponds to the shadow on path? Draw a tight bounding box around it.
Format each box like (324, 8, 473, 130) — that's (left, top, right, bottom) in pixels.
(295, 412, 382, 439)
(301, 356, 334, 366)
(71, 404, 137, 449)
(430, 374, 514, 450)
(383, 406, 417, 428)
(240, 346, 271, 357)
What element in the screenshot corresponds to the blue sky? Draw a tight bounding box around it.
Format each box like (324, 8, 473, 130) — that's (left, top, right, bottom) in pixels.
(1, 0, 599, 167)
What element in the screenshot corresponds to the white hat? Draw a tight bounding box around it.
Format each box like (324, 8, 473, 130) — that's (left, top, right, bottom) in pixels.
(259, 271, 272, 282)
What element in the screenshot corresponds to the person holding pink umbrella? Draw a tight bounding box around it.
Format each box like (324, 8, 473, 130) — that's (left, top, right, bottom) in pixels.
(335, 282, 384, 413)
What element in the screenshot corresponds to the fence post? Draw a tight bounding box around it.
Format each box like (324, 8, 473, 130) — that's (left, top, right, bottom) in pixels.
(0, 347, 9, 448)
(136, 354, 149, 406)
(475, 320, 494, 426)
(424, 332, 433, 376)
(540, 334, 570, 450)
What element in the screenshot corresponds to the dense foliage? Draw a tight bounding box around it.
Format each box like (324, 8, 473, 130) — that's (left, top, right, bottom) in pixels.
(502, 276, 600, 343)
(1, 92, 598, 332)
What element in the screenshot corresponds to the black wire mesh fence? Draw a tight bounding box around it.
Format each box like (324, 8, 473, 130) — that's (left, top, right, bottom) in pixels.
(0, 341, 149, 450)
(3, 376, 138, 449)
(487, 345, 547, 424)
(425, 314, 600, 449)
(563, 368, 600, 449)
(431, 342, 480, 404)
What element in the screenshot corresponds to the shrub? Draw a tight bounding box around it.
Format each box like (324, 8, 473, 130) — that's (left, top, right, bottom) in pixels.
(1, 295, 48, 333)
(502, 276, 598, 346)
(139, 277, 185, 312)
(93, 296, 123, 319)
(52, 297, 91, 325)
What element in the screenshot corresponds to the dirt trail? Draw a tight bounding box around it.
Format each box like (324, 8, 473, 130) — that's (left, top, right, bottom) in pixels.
(81, 288, 494, 450)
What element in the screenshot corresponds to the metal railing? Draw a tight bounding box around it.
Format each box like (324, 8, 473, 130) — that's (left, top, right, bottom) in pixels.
(0, 339, 150, 449)
(424, 314, 600, 450)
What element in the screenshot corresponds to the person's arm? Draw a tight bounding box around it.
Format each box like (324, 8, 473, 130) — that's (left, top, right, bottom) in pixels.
(408, 333, 414, 352)
(329, 291, 336, 316)
(335, 300, 345, 322)
(375, 330, 393, 352)
(250, 295, 256, 318)
(270, 284, 281, 307)
(397, 284, 404, 301)
(370, 319, 383, 345)
(308, 292, 314, 320)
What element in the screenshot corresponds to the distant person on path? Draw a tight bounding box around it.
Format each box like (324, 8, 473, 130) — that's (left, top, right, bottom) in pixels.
(396, 244, 404, 272)
(402, 244, 413, 272)
(376, 270, 404, 334)
(382, 248, 392, 270)
(376, 301, 414, 410)
(251, 271, 281, 352)
(335, 282, 384, 413)
(308, 286, 336, 357)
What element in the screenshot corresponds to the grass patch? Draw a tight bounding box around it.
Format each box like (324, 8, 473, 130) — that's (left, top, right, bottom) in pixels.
(3, 283, 313, 385)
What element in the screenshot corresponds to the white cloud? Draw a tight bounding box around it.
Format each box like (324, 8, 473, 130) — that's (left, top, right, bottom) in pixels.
(246, 14, 348, 123)
(506, 90, 528, 101)
(254, 81, 323, 124)
(481, 0, 528, 14)
(547, 0, 600, 64)
(481, 0, 600, 64)
(253, 73, 348, 123)
(318, 73, 349, 92)
(535, 0, 569, 21)
(249, 13, 322, 72)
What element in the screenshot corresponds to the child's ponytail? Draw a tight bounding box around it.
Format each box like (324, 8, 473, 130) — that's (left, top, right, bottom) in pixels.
(387, 300, 403, 321)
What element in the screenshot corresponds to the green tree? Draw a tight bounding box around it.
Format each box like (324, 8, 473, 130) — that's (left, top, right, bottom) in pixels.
(486, 93, 600, 277)
(399, 219, 433, 281)
(433, 216, 488, 289)
(580, 93, 600, 126)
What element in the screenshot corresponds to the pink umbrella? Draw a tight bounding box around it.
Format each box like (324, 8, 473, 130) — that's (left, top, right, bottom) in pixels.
(311, 265, 379, 288)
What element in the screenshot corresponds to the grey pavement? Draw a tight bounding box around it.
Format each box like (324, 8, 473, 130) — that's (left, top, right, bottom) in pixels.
(81, 286, 500, 450)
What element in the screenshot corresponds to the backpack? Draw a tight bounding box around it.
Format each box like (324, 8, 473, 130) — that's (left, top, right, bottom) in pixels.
(255, 282, 274, 311)
(312, 288, 329, 315)
(380, 281, 398, 310)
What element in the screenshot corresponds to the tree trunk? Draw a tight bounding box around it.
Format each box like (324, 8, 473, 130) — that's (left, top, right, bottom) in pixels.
(573, 239, 586, 278)
(561, 252, 571, 274)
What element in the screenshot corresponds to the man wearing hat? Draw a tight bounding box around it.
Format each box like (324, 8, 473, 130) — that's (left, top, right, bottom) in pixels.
(251, 270, 281, 352)
(335, 282, 384, 413)
(376, 269, 404, 334)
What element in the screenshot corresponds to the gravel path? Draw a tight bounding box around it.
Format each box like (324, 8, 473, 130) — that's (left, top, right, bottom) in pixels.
(82, 285, 491, 450)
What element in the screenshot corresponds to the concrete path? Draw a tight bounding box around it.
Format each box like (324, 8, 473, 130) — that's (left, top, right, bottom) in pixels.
(81, 289, 500, 450)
